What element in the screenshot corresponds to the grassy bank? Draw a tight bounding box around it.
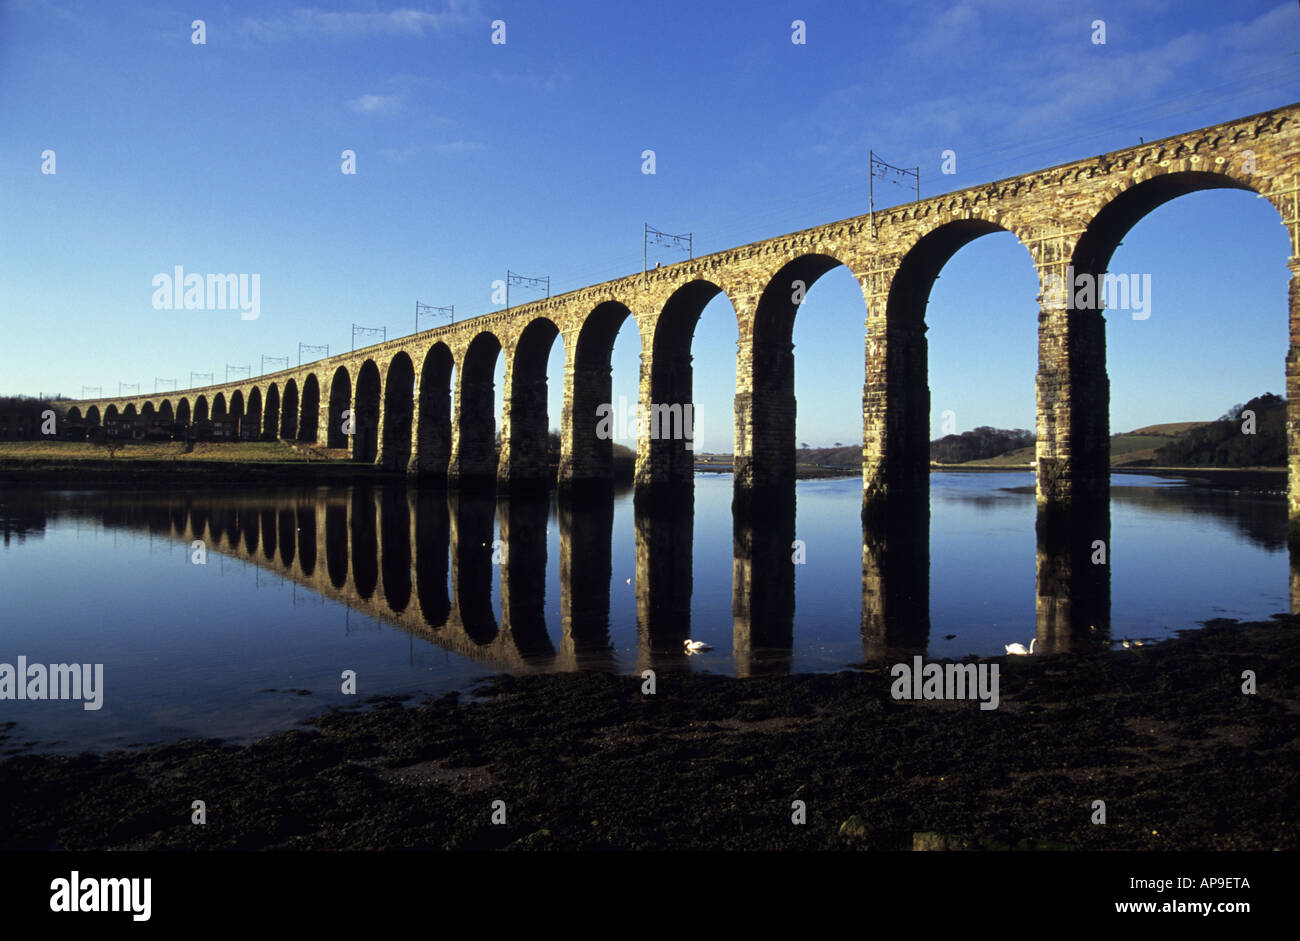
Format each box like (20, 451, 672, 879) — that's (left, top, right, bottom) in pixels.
(1, 615, 1294, 850)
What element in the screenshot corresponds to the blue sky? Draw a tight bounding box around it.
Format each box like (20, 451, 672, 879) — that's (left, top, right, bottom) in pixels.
(2, 0, 1298, 449)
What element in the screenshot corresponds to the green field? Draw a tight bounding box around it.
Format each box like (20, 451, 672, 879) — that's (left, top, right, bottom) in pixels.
(0, 440, 346, 464)
(950, 426, 1208, 468)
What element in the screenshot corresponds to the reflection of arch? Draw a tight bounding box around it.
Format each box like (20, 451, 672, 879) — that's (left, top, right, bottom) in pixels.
(502, 318, 561, 491)
(382, 353, 415, 471)
(450, 493, 498, 644)
(351, 486, 378, 599)
(353, 361, 381, 463)
(176, 399, 190, 425)
(325, 501, 347, 588)
(190, 505, 208, 542)
(260, 508, 277, 561)
(299, 374, 319, 443)
(242, 508, 259, 555)
(297, 505, 316, 576)
(498, 497, 554, 663)
(380, 487, 410, 613)
(562, 301, 636, 493)
(194, 396, 209, 423)
(451, 332, 503, 488)
(634, 501, 693, 670)
(277, 508, 295, 567)
(415, 491, 450, 627)
(733, 490, 797, 676)
(327, 367, 350, 448)
(415, 344, 454, 480)
(280, 380, 298, 440)
(558, 498, 616, 669)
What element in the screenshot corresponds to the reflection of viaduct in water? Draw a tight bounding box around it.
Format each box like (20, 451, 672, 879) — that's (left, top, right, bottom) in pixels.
(93, 488, 833, 674)
(22, 483, 1151, 665)
(54, 105, 1300, 539)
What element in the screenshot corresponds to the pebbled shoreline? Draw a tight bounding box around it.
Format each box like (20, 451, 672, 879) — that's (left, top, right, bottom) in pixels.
(0, 615, 1295, 851)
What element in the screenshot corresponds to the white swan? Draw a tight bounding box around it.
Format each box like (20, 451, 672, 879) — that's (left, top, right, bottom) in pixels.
(1005, 638, 1036, 656)
(683, 639, 712, 653)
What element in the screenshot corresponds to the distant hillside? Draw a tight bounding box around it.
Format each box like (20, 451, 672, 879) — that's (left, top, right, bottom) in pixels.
(1151, 394, 1285, 467)
(930, 427, 1035, 464)
(1125, 421, 1208, 437)
(795, 445, 860, 466)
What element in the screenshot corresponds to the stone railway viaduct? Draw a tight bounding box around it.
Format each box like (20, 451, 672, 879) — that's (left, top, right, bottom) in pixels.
(59, 104, 1300, 531)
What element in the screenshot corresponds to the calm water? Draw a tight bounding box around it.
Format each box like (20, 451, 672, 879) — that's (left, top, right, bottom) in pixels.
(0, 472, 1290, 753)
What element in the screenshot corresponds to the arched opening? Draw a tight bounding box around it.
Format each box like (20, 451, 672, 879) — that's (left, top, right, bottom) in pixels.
(85, 406, 100, 426)
(382, 352, 415, 471)
(67, 406, 82, 421)
(194, 396, 209, 423)
(646, 282, 736, 495)
(299, 374, 319, 443)
(263, 385, 280, 441)
(280, 380, 298, 440)
(1071, 169, 1277, 472)
(141, 402, 155, 420)
(212, 394, 227, 421)
(104, 405, 119, 423)
(176, 399, 190, 425)
(327, 367, 350, 448)
(159, 400, 174, 423)
(875, 222, 1017, 498)
(503, 317, 561, 491)
(244, 389, 261, 440)
(230, 391, 246, 439)
(452, 332, 503, 489)
(738, 255, 857, 498)
(353, 360, 381, 463)
(564, 301, 638, 493)
(416, 344, 454, 481)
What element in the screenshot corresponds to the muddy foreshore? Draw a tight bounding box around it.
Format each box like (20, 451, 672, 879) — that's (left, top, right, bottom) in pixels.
(0, 616, 1295, 851)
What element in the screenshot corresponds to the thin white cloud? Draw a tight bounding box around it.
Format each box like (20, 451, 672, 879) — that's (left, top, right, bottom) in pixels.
(348, 94, 403, 114)
(244, 2, 478, 40)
